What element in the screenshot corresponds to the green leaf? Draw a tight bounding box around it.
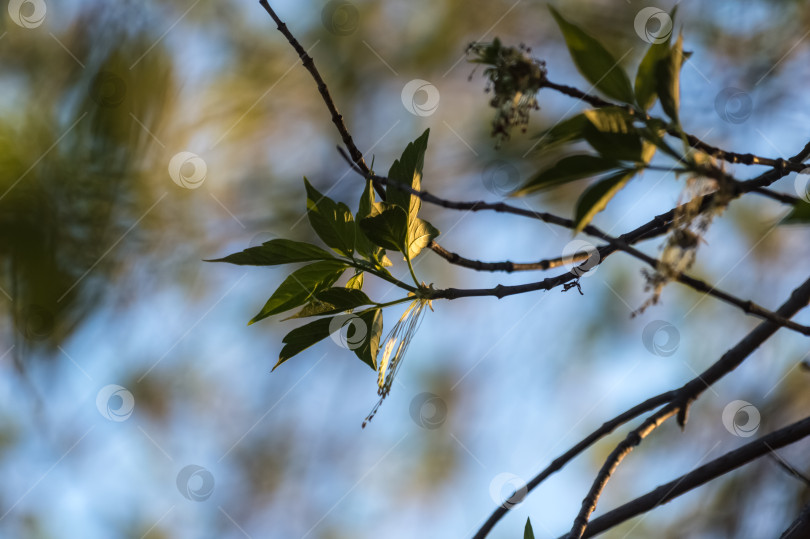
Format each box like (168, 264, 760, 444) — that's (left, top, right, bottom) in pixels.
(275, 317, 335, 370)
(285, 287, 373, 319)
(582, 108, 642, 162)
(355, 180, 390, 268)
(407, 218, 440, 260)
(359, 205, 408, 253)
(780, 201, 810, 225)
(346, 272, 364, 290)
(513, 155, 620, 196)
(524, 517, 535, 539)
(573, 169, 635, 234)
(249, 260, 347, 324)
(304, 177, 356, 257)
(549, 6, 635, 104)
(353, 308, 383, 370)
(530, 113, 588, 151)
(656, 32, 684, 124)
(634, 6, 676, 110)
(387, 129, 430, 220)
(206, 239, 335, 266)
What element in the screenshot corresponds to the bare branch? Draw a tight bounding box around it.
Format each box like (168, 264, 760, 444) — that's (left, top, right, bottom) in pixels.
(572, 415, 810, 538)
(540, 79, 808, 173)
(471, 390, 677, 539)
(567, 275, 810, 539)
(257, 1, 381, 196)
(781, 501, 810, 539)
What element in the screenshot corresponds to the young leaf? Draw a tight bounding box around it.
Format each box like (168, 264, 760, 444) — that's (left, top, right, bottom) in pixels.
(353, 308, 383, 370)
(359, 205, 409, 253)
(206, 239, 335, 266)
(582, 108, 642, 162)
(573, 169, 635, 233)
(530, 113, 588, 151)
(304, 177, 356, 257)
(345, 272, 364, 290)
(656, 32, 684, 124)
(549, 6, 635, 104)
(407, 218, 440, 260)
(524, 517, 535, 539)
(513, 155, 620, 196)
(275, 317, 335, 370)
(249, 260, 347, 324)
(780, 201, 810, 225)
(285, 287, 374, 319)
(634, 6, 676, 110)
(387, 129, 430, 221)
(355, 180, 389, 268)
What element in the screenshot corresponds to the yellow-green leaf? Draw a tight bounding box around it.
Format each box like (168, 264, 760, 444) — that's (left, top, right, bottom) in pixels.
(549, 6, 635, 104)
(574, 169, 635, 233)
(250, 260, 347, 324)
(513, 155, 620, 196)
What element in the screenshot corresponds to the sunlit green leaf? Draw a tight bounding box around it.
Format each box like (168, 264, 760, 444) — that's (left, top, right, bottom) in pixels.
(275, 317, 335, 370)
(656, 32, 684, 124)
(304, 177, 356, 257)
(354, 308, 383, 370)
(206, 239, 335, 266)
(346, 272, 364, 290)
(285, 287, 374, 319)
(524, 517, 535, 539)
(359, 205, 408, 253)
(634, 11, 676, 110)
(583, 108, 642, 161)
(574, 169, 635, 233)
(780, 201, 810, 225)
(387, 129, 430, 221)
(355, 179, 390, 268)
(549, 6, 635, 103)
(407, 218, 440, 260)
(250, 260, 347, 324)
(513, 155, 620, 196)
(530, 113, 588, 151)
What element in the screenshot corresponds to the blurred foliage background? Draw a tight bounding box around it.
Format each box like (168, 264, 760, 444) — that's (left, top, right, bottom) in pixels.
(1, 0, 809, 537)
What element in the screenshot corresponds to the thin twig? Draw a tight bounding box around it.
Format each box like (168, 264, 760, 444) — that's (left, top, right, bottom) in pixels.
(257, 1, 383, 197)
(340, 149, 810, 336)
(471, 391, 677, 539)
(567, 276, 810, 539)
(569, 415, 810, 538)
(541, 79, 807, 173)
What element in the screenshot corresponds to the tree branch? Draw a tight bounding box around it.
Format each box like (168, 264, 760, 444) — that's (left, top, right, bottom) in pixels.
(257, 1, 381, 195)
(571, 415, 810, 538)
(567, 275, 810, 539)
(781, 501, 810, 539)
(541, 79, 807, 173)
(471, 390, 677, 539)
